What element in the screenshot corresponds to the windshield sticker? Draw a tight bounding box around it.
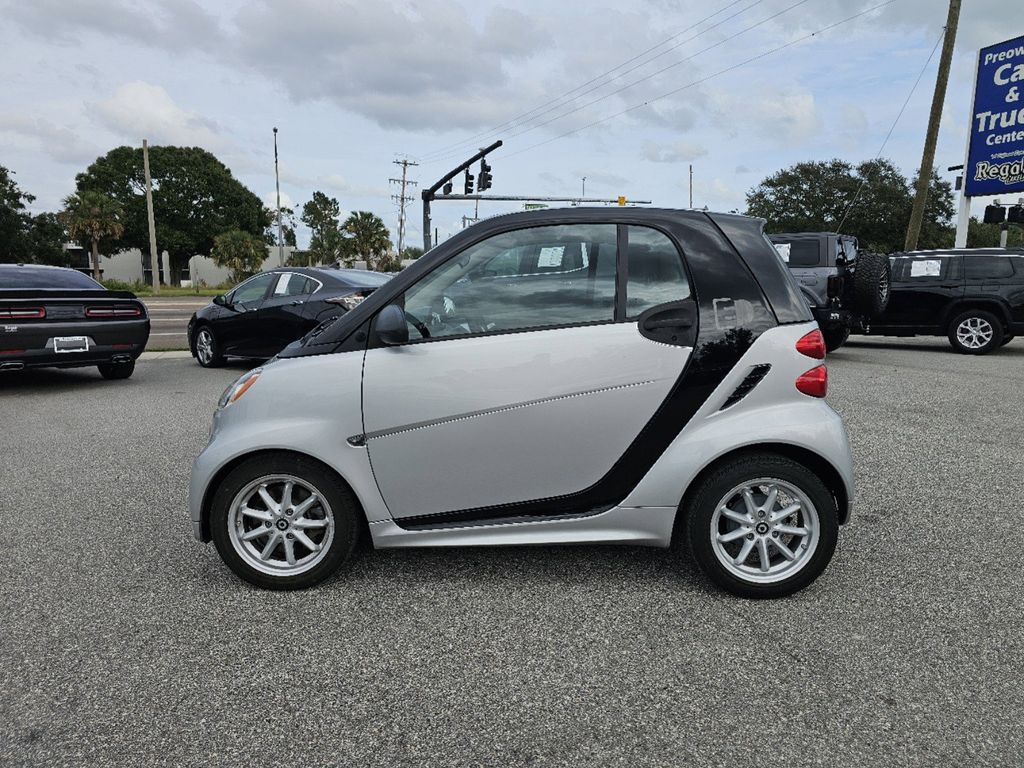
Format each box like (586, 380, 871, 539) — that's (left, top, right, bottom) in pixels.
(909, 259, 941, 278)
(274, 273, 292, 295)
(774, 243, 791, 262)
(537, 246, 565, 268)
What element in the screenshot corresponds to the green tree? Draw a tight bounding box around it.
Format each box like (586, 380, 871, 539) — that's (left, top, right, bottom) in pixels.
(401, 245, 424, 260)
(266, 205, 298, 248)
(211, 229, 268, 282)
(300, 191, 347, 266)
(28, 212, 69, 266)
(746, 158, 955, 253)
(343, 211, 394, 271)
(966, 217, 1024, 248)
(60, 191, 125, 280)
(76, 146, 270, 285)
(0, 165, 34, 263)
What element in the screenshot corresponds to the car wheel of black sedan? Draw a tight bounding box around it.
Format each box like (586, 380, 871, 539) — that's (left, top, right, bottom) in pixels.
(98, 359, 135, 379)
(193, 326, 224, 368)
(1001, 334, 1015, 347)
(948, 310, 1002, 355)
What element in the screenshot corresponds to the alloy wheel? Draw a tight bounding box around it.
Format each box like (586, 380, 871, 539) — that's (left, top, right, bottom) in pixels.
(956, 317, 994, 350)
(196, 328, 214, 365)
(709, 478, 820, 584)
(227, 474, 336, 576)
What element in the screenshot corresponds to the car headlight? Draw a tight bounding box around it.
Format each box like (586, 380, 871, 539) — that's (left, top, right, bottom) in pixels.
(218, 368, 263, 409)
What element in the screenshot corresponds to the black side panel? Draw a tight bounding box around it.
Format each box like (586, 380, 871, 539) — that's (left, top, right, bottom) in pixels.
(709, 213, 813, 325)
(396, 213, 777, 530)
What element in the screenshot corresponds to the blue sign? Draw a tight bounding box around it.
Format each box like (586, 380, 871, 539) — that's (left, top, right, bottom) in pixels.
(965, 34, 1024, 197)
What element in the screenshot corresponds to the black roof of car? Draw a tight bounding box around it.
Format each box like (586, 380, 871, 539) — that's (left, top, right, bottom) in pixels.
(896, 248, 1024, 257)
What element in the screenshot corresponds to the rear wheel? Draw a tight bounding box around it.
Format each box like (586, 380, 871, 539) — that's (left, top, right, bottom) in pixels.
(210, 452, 359, 590)
(822, 326, 850, 352)
(684, 453, 839, 598)
(97, 359, 135, 379)
(193, 325, 224, 368)
(948, 310, 1001, 355)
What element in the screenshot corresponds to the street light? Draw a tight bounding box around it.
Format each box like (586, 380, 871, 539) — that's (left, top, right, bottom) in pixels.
(273, 127, 284, 265)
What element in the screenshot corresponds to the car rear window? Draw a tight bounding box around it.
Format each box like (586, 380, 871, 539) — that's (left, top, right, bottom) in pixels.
(334, 270, 391, 288)
(781, 241, 820, 267)
(0, 266, 103, 289)
(965, 256, 1014, 279)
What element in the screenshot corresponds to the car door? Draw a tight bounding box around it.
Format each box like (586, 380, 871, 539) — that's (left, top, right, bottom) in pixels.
(879, 255, 962, 331)
(963, 255, 1016, 319)
(360, 222, 697, 522)
(217, 273, 275, 355)
(256, 273, 319, 354)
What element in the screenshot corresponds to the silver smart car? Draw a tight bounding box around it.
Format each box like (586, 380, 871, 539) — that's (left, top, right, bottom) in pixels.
(189, 208, 854, 598)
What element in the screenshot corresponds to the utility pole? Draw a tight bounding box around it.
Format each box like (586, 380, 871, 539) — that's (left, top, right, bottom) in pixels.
(273, 127, 284, 266)
(142, 139, 160, 294)
(905, 0, 961, 251)
(582, 177, 586, 200)
(689, 164, 694, 208)
(390, 158, 418, 257)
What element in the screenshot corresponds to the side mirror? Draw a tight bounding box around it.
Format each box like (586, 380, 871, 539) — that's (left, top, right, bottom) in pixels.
(375, 304, 409, 346)
(213, 294, 227, 307)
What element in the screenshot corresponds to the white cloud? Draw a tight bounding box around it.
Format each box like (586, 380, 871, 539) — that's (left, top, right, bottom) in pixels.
(0, 114, 98, 164)
(92, 82, 225, 149)
(641, 140, 708, 163)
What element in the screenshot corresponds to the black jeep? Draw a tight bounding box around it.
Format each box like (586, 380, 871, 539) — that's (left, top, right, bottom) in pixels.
(768, 232, 890, 351)
(865, 249, 1024, 354)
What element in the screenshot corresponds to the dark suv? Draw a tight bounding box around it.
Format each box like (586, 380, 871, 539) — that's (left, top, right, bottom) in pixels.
(864, 249, 1024, 354)
(768, 233, 890, 351)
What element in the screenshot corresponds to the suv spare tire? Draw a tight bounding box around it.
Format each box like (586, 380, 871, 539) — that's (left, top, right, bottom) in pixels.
(853, 252, 891, 318)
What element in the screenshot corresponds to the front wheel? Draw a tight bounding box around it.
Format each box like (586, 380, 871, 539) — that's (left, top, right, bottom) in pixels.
(98, 359, 135, 379)
(948, 310, 1001, 355)
(210, 452, 359, 590)
(684, 454, 839, 598)
(193, 325, 224, 367)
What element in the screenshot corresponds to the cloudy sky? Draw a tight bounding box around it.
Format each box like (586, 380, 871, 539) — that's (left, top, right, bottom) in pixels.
(0, 0, 1020, 248)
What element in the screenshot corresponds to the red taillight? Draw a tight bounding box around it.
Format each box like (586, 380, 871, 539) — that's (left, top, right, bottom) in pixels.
(795, 329, 826, 360)
(0, 307, 45, 319)
(85, 306, 142, 318)
(795, 365, 828, 398)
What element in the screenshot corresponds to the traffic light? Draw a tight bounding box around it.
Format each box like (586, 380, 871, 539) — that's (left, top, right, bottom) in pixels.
(1009, 205, 1024, 224)
(478, 160, 492, 192)
(983, 205, 1006, 224)
(442, 181, 453, 195)
(464, 170, 474, 195)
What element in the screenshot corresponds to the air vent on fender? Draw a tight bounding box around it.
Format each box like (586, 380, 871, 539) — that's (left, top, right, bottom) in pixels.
(720, 364, 771, 410)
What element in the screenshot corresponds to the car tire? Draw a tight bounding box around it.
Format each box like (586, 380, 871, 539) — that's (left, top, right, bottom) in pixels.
(948, 309, 1002, 355)
(822, 326, 850, 352)
(210, 452, 360, 590)
(1001, 334, 1015, 347)
(683, 453, 839, 599)
(853, 251, 891, 318)
(193, 325, 224, 368)
(97, 359, 135, 380)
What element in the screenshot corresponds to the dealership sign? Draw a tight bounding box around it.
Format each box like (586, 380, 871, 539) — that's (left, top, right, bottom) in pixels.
(965, 34, 1024, 197)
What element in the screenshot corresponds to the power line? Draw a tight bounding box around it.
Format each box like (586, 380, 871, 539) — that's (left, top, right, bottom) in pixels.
(424, 0, 813, 166)
(504, 0, 898, 160)
(837, 24, 944, 232)
(416, 0, 767, 164)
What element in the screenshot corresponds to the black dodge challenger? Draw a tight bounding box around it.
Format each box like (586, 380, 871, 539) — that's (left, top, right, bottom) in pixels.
(0, 264, 149, 379)
(187, 267, 390, 367)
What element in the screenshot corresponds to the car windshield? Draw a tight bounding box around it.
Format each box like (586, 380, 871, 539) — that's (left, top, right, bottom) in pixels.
(334, 270, 391, 288)
(0, 266, 103, 289)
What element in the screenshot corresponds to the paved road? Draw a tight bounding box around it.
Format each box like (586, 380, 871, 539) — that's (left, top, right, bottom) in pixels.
(2, 340, 1023, 767)
(143, 296, 209, 352)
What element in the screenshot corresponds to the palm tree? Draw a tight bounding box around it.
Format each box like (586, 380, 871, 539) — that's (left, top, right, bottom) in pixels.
(342, 211, 394, 271)
(60, 191, 124, 281)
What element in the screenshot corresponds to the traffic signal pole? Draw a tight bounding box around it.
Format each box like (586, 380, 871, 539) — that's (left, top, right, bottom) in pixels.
(422, 140, 502, 251)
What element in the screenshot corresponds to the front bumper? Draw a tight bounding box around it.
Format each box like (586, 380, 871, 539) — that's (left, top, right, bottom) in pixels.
(0, 319, 150, 369)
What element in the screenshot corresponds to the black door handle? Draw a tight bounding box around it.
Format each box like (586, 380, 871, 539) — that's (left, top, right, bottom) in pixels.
(637, 300, 698, 345)
(642, 316, 694, 330)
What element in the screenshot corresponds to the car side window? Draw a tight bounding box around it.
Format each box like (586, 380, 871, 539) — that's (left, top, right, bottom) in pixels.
(894, 257, 950, 281)
(625, 226, 690, 319)
(401, 224, 617, 340)
(231, 273, 274, 304)
(273, 274, 313, 297)
(786, 241, 819, 267)
(965, 257, 1014, 280)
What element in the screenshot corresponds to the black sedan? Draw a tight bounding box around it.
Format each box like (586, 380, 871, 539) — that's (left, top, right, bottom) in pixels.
(187, 267, 390, 367)
(0, 264, 149, 379)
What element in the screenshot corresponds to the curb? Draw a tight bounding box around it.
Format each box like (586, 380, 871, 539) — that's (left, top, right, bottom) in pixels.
(139, 351, 193, 361)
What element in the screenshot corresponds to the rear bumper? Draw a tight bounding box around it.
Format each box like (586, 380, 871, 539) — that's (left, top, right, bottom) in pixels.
(0, 319, 150, 369)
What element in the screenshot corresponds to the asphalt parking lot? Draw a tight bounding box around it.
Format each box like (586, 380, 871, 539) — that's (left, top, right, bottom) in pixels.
(143, 296, 208, 351)
(2, 337, 1023, 767)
